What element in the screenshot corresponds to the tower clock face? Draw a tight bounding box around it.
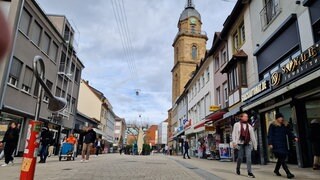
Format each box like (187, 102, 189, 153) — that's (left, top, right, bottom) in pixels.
(190, 17, 196, 25)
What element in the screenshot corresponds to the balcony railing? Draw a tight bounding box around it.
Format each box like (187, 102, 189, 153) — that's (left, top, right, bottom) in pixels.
(260, 0, 281, 30)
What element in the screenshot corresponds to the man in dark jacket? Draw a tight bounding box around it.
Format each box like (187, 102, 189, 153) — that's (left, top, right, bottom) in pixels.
(1, 122, 19, 166)
(183, 141, 191, 159)
(81, 126, 96, 162)
(39, 126, 53, 163)
(310, 119, 320, 170)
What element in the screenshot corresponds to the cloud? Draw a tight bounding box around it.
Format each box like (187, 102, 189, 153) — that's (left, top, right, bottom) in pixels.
(36, 0, 235, 124)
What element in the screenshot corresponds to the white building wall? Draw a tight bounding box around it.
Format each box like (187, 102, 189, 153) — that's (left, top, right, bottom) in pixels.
(158, 122, 168, 144)
(187, 58, 214, 125)
(250, 1, 312, 52)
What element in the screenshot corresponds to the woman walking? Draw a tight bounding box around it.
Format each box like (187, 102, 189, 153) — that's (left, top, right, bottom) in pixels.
(268, 113, 298, 179)
(0, 122, 19, 166)
(232, 112, 257, 178)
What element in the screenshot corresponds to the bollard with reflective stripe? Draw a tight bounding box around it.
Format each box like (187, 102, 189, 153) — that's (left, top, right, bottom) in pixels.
(20, 120, 42, 180)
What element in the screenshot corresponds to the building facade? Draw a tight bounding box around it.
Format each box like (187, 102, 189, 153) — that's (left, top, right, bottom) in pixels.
(241, 0, 320, 167)
(0, 0, 83, 155)
(168, 0, 207, 152)
(158, 120, 168, 147)
(114, 117, 126, 150)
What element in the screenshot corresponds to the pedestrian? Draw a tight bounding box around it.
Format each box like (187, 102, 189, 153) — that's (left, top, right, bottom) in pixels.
(0, 122, 19, 166)
(164, 145, 168, 155)
(183, 141, 191, 159)
(39, 126, 53, 163)
(310, 119, 320, 170)
(232, 112, 257, 178)
(268, 113, 298, 179)
(119, 145, 123, 155)
(95, 138, 102, 156)
(81, 126, 96, 162)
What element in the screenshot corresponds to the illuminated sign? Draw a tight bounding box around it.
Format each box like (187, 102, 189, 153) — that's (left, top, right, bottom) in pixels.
(242, 80, 269, 102)
(209, 105, 220, 112)
(271, 44, 320, 87)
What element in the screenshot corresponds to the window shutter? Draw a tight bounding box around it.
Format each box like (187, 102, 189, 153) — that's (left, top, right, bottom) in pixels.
(23, 67, 33, 86)
(10, 58, 22, 79)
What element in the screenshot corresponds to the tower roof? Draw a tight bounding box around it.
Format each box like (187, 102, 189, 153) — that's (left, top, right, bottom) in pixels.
(179, 0, 201, 21)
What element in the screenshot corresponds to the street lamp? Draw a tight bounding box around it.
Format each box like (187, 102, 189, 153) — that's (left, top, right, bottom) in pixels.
(20, 56, 67, 180)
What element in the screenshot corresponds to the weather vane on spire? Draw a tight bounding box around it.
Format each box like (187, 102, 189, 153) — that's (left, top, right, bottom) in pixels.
(186, 0, 195, 8)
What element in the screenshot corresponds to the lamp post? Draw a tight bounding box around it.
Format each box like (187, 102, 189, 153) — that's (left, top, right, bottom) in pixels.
(20, 56, 67, 180)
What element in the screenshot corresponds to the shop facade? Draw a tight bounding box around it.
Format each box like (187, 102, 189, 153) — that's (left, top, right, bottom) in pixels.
(242, 19, 320, 167)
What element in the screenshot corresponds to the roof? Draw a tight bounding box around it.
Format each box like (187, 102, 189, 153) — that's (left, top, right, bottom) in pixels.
(179, 0, 201, 21)
(179, 7, 201, 21)
(221, 49, 248, 73)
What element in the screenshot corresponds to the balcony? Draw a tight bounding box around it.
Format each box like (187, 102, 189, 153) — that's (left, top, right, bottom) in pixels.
(260, 0, 281, 30)
(173, 29, 207, 45)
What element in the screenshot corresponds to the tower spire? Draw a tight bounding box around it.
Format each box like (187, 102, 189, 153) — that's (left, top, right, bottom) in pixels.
(185, 0, 195, 8)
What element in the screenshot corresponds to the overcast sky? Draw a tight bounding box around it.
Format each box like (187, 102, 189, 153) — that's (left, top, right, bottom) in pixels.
(36, 0, 235, 125)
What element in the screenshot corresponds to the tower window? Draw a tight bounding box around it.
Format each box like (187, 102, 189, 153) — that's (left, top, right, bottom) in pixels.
(192, 45, 197, 60)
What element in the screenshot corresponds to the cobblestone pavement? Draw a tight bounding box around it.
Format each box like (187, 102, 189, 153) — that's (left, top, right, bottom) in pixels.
(0, 154, 204, 180)
(0, 154, 319, 180)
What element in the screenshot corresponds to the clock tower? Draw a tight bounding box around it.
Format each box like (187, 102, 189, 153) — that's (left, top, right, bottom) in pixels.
(171, 0, 208, 104)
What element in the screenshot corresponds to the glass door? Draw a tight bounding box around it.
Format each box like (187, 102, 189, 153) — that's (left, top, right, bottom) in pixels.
(264, 109, 277, 162)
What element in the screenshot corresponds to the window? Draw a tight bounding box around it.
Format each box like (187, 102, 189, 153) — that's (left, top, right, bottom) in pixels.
(19, 8, 32, 35)
(64, 26, 70, 42)
(261, 0, 280, 29)
(75, 68, 80, 83)
(49, 42, 58, 62)
(41, 32, 50, 54)
(233, 22, 245, 52)
(191, 25, 195, 33)
(216, 87, 221, 106)
(55, 87, 61, 97)
(192, 45, 197, 60)
(233, 32, 239, 51)
(223, 82, 228, 108)
(221, 48, 227, 64)
(71, 98, 76, 113)
(240, 23, 245, 44)
(70, 63, 75, 79)
(63, 79, 68, 89)
(197, 80, 200, 92)
(22, 67, 33, 93)
(67, 95, 71, 111)
(61, 90, 65, 98)
(44, 80, 53, 102)
(228, 66, 239, 92)
(206, 68, 210, 83)
(33, 80, 39, 96)
(195, 84, 197, 95)
(201, 74, 205, 88)
(215, 56, 220, 71)
(8, 57, 23, 87)
(31, 21, 42, 46)
(59, 52, 66, 72)
(240, 62, 247, 86)
(65, 57, 70, 74)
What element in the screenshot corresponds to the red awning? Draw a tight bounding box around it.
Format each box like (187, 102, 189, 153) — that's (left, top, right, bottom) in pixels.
(205, 111, 226, 123)
(194, 120, 206, 129)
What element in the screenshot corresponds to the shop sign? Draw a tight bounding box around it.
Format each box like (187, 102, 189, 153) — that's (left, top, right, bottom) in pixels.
(242, 80, 269, 102)
(205, 126, 215, 131)
(184, 119, 191, 129)
(209, 105, 220, 112)
(219, 143, 232, 159)
(271, 44, 320, 87)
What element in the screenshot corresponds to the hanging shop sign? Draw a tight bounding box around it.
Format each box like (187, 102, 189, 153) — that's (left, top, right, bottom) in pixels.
(242, 80, 269, 102)
(184, 119, 192, 129)
(271, 44, 320, 87)
(209, 105, 220, 112)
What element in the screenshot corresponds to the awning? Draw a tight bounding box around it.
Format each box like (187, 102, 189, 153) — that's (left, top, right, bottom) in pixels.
(173, 129, 185, 138)
(93, 128, 108, 140)
(223, 106, 241, 119)
(205, 111, 226, 123)
(194, 120, 206, 129)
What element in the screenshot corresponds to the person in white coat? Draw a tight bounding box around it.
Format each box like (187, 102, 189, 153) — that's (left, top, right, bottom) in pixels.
(232, 112, 257, 178)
